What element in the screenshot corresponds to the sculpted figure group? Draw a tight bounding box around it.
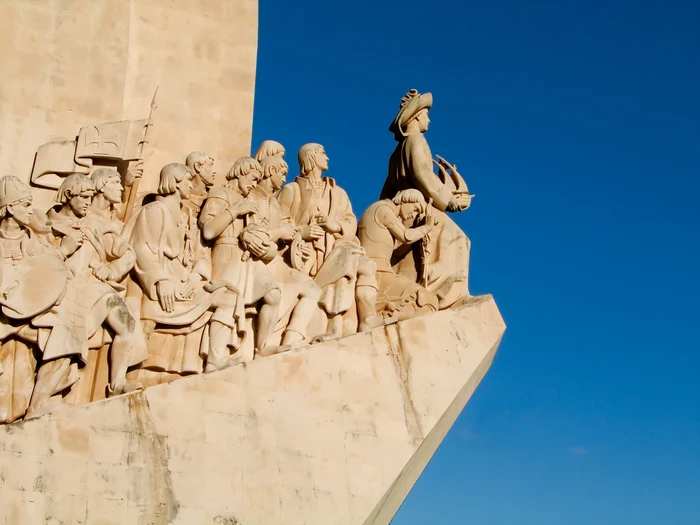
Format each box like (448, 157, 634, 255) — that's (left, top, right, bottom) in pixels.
(0, 89, 474, 423)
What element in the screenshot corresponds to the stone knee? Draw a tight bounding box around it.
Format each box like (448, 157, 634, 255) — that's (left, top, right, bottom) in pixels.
(355, 257, 378, 303)
(416, 288, 439, 312)
(106, 295, 136, 334)
(355, 284, 376, 303)
(263, 287, 282, 307)
(141, 319, 156, 339)
(211, 305, 237, 329)
(357, 257, 378, 286)
(300, 281, 322, 302)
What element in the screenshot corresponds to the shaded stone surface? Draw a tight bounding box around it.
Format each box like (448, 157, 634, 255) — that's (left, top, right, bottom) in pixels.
(0, 295, 504, 524)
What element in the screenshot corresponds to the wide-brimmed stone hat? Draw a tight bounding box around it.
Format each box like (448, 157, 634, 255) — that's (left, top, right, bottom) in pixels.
(389, 89, 433, 138)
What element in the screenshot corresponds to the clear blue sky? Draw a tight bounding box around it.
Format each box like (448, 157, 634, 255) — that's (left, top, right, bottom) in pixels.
(252, 1, 700, 523)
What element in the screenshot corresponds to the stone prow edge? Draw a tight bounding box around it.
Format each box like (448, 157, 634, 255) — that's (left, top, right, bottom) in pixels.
(364, 294, 505, 524)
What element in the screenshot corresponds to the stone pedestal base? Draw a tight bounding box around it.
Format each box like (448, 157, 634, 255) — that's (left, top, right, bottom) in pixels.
(0, 296, 504, 524)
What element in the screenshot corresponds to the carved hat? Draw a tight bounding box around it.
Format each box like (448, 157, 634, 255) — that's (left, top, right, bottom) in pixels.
(0, 176, 32, 207)
(389, 89, 433, 138)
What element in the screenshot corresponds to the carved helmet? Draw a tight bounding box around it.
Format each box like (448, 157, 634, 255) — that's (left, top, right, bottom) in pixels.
(0, 176, 32, 208)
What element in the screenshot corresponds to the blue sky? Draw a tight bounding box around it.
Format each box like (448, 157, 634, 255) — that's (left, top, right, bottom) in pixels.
(252, 1, 700, 523)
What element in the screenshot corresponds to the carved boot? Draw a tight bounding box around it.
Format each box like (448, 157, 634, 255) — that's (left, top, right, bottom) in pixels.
(256, 344, 292, 358)
(107, 379, 143, 397)
(206, 320, 234, 372)
(356, 284, 383, 332)
(311, 314, 344, 344)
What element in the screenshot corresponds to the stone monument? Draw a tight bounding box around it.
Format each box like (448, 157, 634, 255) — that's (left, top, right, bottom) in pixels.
(0, 2, 504, 523)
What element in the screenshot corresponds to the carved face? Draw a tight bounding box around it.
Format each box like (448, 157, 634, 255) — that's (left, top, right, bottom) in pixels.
(398, 202, 423, 223)
(270, 165, 288, 191)
(315, 148, 329, 172)
(69, 191, 93, 218)
(237, 168, 261, 196)
(177, 171, 194, 199)
(102, 177, 124, 204)
(197, 157, 216, 187)
(8, 199, 33, 228)
(415, 109, 430, 132)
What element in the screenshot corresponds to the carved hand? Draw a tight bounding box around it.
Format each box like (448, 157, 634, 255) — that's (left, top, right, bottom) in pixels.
(246, 236, 272, 259)
(178, 273, 201, 300)
(301, 224, 325, 241)
(92, 262, 115, 283)
(276, 224, 299, 242)
(425, 215, 439, 228)
(446, 198, 461, 213)
(156, 279, 177, 313)
(61, 229, 85, 258)
(300, 244, 313, 263)
(124, 160, 145, 187)
(454, 193, 473, 210)
(231, 199, 257, 218)
(318, 219, 342, 234)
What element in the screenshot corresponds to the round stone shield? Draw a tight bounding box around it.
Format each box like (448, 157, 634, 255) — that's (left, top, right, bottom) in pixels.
(0, 254, 69, 319)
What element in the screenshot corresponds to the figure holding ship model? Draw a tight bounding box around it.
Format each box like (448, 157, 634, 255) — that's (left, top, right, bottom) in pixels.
(381, 89, 473, 309)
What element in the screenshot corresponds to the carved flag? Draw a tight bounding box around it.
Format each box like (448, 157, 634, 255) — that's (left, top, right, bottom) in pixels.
(31, 118, 152, 190)
(75, 119, 151, 161)
(30, 141, 91, 190)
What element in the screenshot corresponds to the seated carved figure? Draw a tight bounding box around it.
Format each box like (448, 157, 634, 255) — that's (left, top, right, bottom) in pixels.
(128, 164, 215, 383)
(277, 143, 382, 339)
(45, 174, 147, 403)
(381, 89, 473, 309)
(358, 189, 439, 320)
(199, 157, 282, 369)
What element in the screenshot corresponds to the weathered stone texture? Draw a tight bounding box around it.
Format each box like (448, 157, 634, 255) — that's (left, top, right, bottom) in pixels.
(0, 296, 504, 524)
(0, 0, 257, 205)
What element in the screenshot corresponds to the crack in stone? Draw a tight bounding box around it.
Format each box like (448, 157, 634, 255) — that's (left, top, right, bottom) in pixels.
(384, 323, 423, 446)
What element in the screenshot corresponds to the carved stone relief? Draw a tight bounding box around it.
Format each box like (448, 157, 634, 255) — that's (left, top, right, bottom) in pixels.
(0, 89, 475, 423)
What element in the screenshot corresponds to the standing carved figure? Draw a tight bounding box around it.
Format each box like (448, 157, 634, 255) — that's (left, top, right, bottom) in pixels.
(199, 157, 282, 369)
(248, 155, 322, 353)
(44, 174, 147, 404)
(0, 177, 72, 421)
(184, 151, 216, 213)
(381, 89, 473, 308)
(128, 164, 214, 381)
(358, 189, 439, 321)
(278, 143, 381, 339)
(254, 140, 285, 163)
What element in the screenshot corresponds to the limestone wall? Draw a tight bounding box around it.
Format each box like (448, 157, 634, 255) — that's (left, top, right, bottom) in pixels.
(0, 297, 505, 525)
(0, 0, 257, 206)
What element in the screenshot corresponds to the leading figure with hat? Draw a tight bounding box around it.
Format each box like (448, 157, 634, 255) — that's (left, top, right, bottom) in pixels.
(379, 89, 473, 309)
